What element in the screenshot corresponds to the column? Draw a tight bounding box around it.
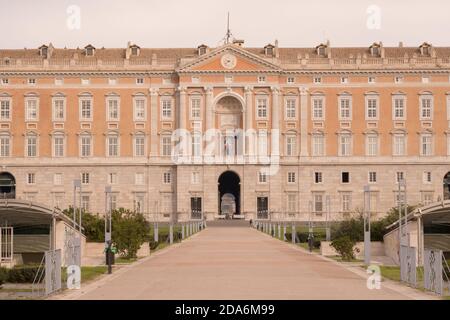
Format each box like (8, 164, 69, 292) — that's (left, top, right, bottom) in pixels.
(245, 86, 253, 155)
(177, 86, 187, 130)
(300, 87, 309, 157)
(271, 87, 280, 157)
(205, 86, 214, 131)
(150, 88, 159, 156)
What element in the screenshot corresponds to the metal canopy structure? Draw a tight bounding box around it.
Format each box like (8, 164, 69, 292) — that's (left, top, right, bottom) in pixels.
(415, 201, 450, 232)
(0, 199, 74, 227)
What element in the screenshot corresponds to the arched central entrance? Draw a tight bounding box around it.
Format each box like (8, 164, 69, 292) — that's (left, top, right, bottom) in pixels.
(218, 171, 240, 219)
(0, 172, 15, 199)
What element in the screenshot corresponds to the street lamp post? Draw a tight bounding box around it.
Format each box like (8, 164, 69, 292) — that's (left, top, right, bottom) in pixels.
(325, 195, 331, 242)
(308, 200, 314, 252)
(363, 185, 371, 265)
(104, 186, 113, 274)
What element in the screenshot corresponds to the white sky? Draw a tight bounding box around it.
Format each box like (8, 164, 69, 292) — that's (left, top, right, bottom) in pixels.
(1, 0, 449, 49)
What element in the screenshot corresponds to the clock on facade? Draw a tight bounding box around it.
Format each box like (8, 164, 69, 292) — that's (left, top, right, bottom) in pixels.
(221, 54, 237, 69)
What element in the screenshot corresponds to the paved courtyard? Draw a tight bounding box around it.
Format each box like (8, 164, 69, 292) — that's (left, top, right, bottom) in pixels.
(67, 223, 431, 300)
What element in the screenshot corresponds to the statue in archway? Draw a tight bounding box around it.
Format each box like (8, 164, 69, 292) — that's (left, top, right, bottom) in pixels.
(221, 193, 236, 219)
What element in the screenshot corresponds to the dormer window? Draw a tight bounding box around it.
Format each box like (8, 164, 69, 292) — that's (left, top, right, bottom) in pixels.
(316, 44, 327, 57)
(85, 45, 95, 56)
(369, 43, 381, 57)
(420, 42, 432, 56)
(198, 44, 208, 56)
(131, 45, 140, 56)
(264, 44, 275, 56)
(39, 45, 48, 58)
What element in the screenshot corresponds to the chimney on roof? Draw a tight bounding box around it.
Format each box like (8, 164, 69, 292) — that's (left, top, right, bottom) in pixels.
(399, 41, 404, 48)
(275, 39, 280, 58)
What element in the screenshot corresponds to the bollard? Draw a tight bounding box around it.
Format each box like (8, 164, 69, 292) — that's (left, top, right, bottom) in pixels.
(278, 224, 281, 239)
(154, 222, 159, 242)
(291, 223, 296, 244)
(190, 222, 193, 235)
(181, 223, 185, 240)
(169, 223, 174, 244)
(283, 224, 287, 241)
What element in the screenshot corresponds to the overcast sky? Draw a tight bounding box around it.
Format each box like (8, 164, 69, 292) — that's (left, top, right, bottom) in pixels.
(1, 0, 449, 49)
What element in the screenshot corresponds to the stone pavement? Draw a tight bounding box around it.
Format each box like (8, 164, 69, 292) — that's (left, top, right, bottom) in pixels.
(64, 224, 435, 300)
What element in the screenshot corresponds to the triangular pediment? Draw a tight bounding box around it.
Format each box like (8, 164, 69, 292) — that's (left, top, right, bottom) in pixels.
(177, 44, 282, 72)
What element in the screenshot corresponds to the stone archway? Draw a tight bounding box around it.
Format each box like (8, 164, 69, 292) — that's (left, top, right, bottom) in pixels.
(443, 172, 450, 200)
(218, 171, 241, 218)
(215, 96, 244, 157)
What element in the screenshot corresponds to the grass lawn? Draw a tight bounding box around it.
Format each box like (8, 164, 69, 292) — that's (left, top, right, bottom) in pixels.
(61, 266, 108, 284)
(298, 242, 321, 253)
(115, 257, 138, 264)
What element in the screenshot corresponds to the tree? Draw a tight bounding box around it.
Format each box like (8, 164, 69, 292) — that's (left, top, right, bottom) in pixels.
(331, 236, 357, 261)
(111, 208, 150, 259)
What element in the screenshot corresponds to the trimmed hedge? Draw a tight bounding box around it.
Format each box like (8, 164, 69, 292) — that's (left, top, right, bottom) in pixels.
(0, 265, 41, 284)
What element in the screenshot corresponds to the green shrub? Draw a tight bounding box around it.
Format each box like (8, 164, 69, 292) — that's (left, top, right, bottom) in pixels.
(331, 236, 357, 261)
(149, 241, 159, 250)
(7, 265, 41, 283)
(0, 267, 8, 285)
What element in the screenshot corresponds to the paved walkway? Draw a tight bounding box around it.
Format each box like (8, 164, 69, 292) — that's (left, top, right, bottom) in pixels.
(67, 224, 433, 300)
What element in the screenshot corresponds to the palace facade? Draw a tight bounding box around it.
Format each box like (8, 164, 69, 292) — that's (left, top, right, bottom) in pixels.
(1, 40, 450, 222)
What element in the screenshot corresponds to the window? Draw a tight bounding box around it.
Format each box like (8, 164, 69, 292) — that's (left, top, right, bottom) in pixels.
(27, 173, 35, 185)
(26, 135, 37, 157)
(258, 76, 266, 83)
(53, 135, 64, 157)
(313, 193, 324, 213)
(110, 194, 118, 211)
(191, 172, 200, 184)
(312, 134, 325, 156)
(393, 96, 406, 120)
(258, 171, 267, 184)
(421, 134, 433, 156)
(107, 135, 119, 157)
(163, 172, 171, 184)
(285, 98, 296, 119)
(396, 171, 405, 183)
(420, 95, 433, 120)
(191, 76, 200, 84)
(28, 78, 36, 85)
(136, 78, 144, 85)
(52, 98, 65, 121)
(161, 99, 172, 119)
(191, 133, 201, 157)
(314, 172, 322, 184)
(368, 76, 376, 84)
(287, 194, 297, 213)
(135, 173, 145, 185)
(108, 78, 117, 85)
(55, 78, 63, 85)
(366, 134, 378, 156)
(80, 97, 93, 121)
(134, 135, 145, 157)
(257, 98, 268, 119)
(338, 96, 351, 120)
(81, 195, 90, 212)
(25, 98, 38, 121)
(393, 133, 406, 156)
(312, 97, 324, 119)
(53, 173, 63, 186)
(225, 75, 233, 83)
(369, 171, 377, 183)
(394, 76, 403, 83)
(190, 97, 201, 119)
(366, 96, 378, 119)
(80, 135, 92, 157)
(161, 136, 171, 156)
(107, 98, 120, 121)
(421, 192, 434, 205)
(423, 171, 432, 183)
(313, 76, 322, 84)
(287, 77, 295, 84)
(341, 193, 352, 212)
(339, 133, 352, 156)
(340, 77, 348, 84)
(133, 97, 146, 121)
(1, 78, 9, 85)
(134, 194, 145, 213)
(108, 173, 118, 185)
(81, 172, 90, 185)
(286, 135, 296, 156)
(422, 76, 430, 84)
(341, 172, 350, 183)
(287, 172, 296, 184)
(81, 79, 90, 85)
(447, 95, 450, 121)
(53, 193, 64, 209)
(0, 135, 10, 157)
(0, 99, 11, 120)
